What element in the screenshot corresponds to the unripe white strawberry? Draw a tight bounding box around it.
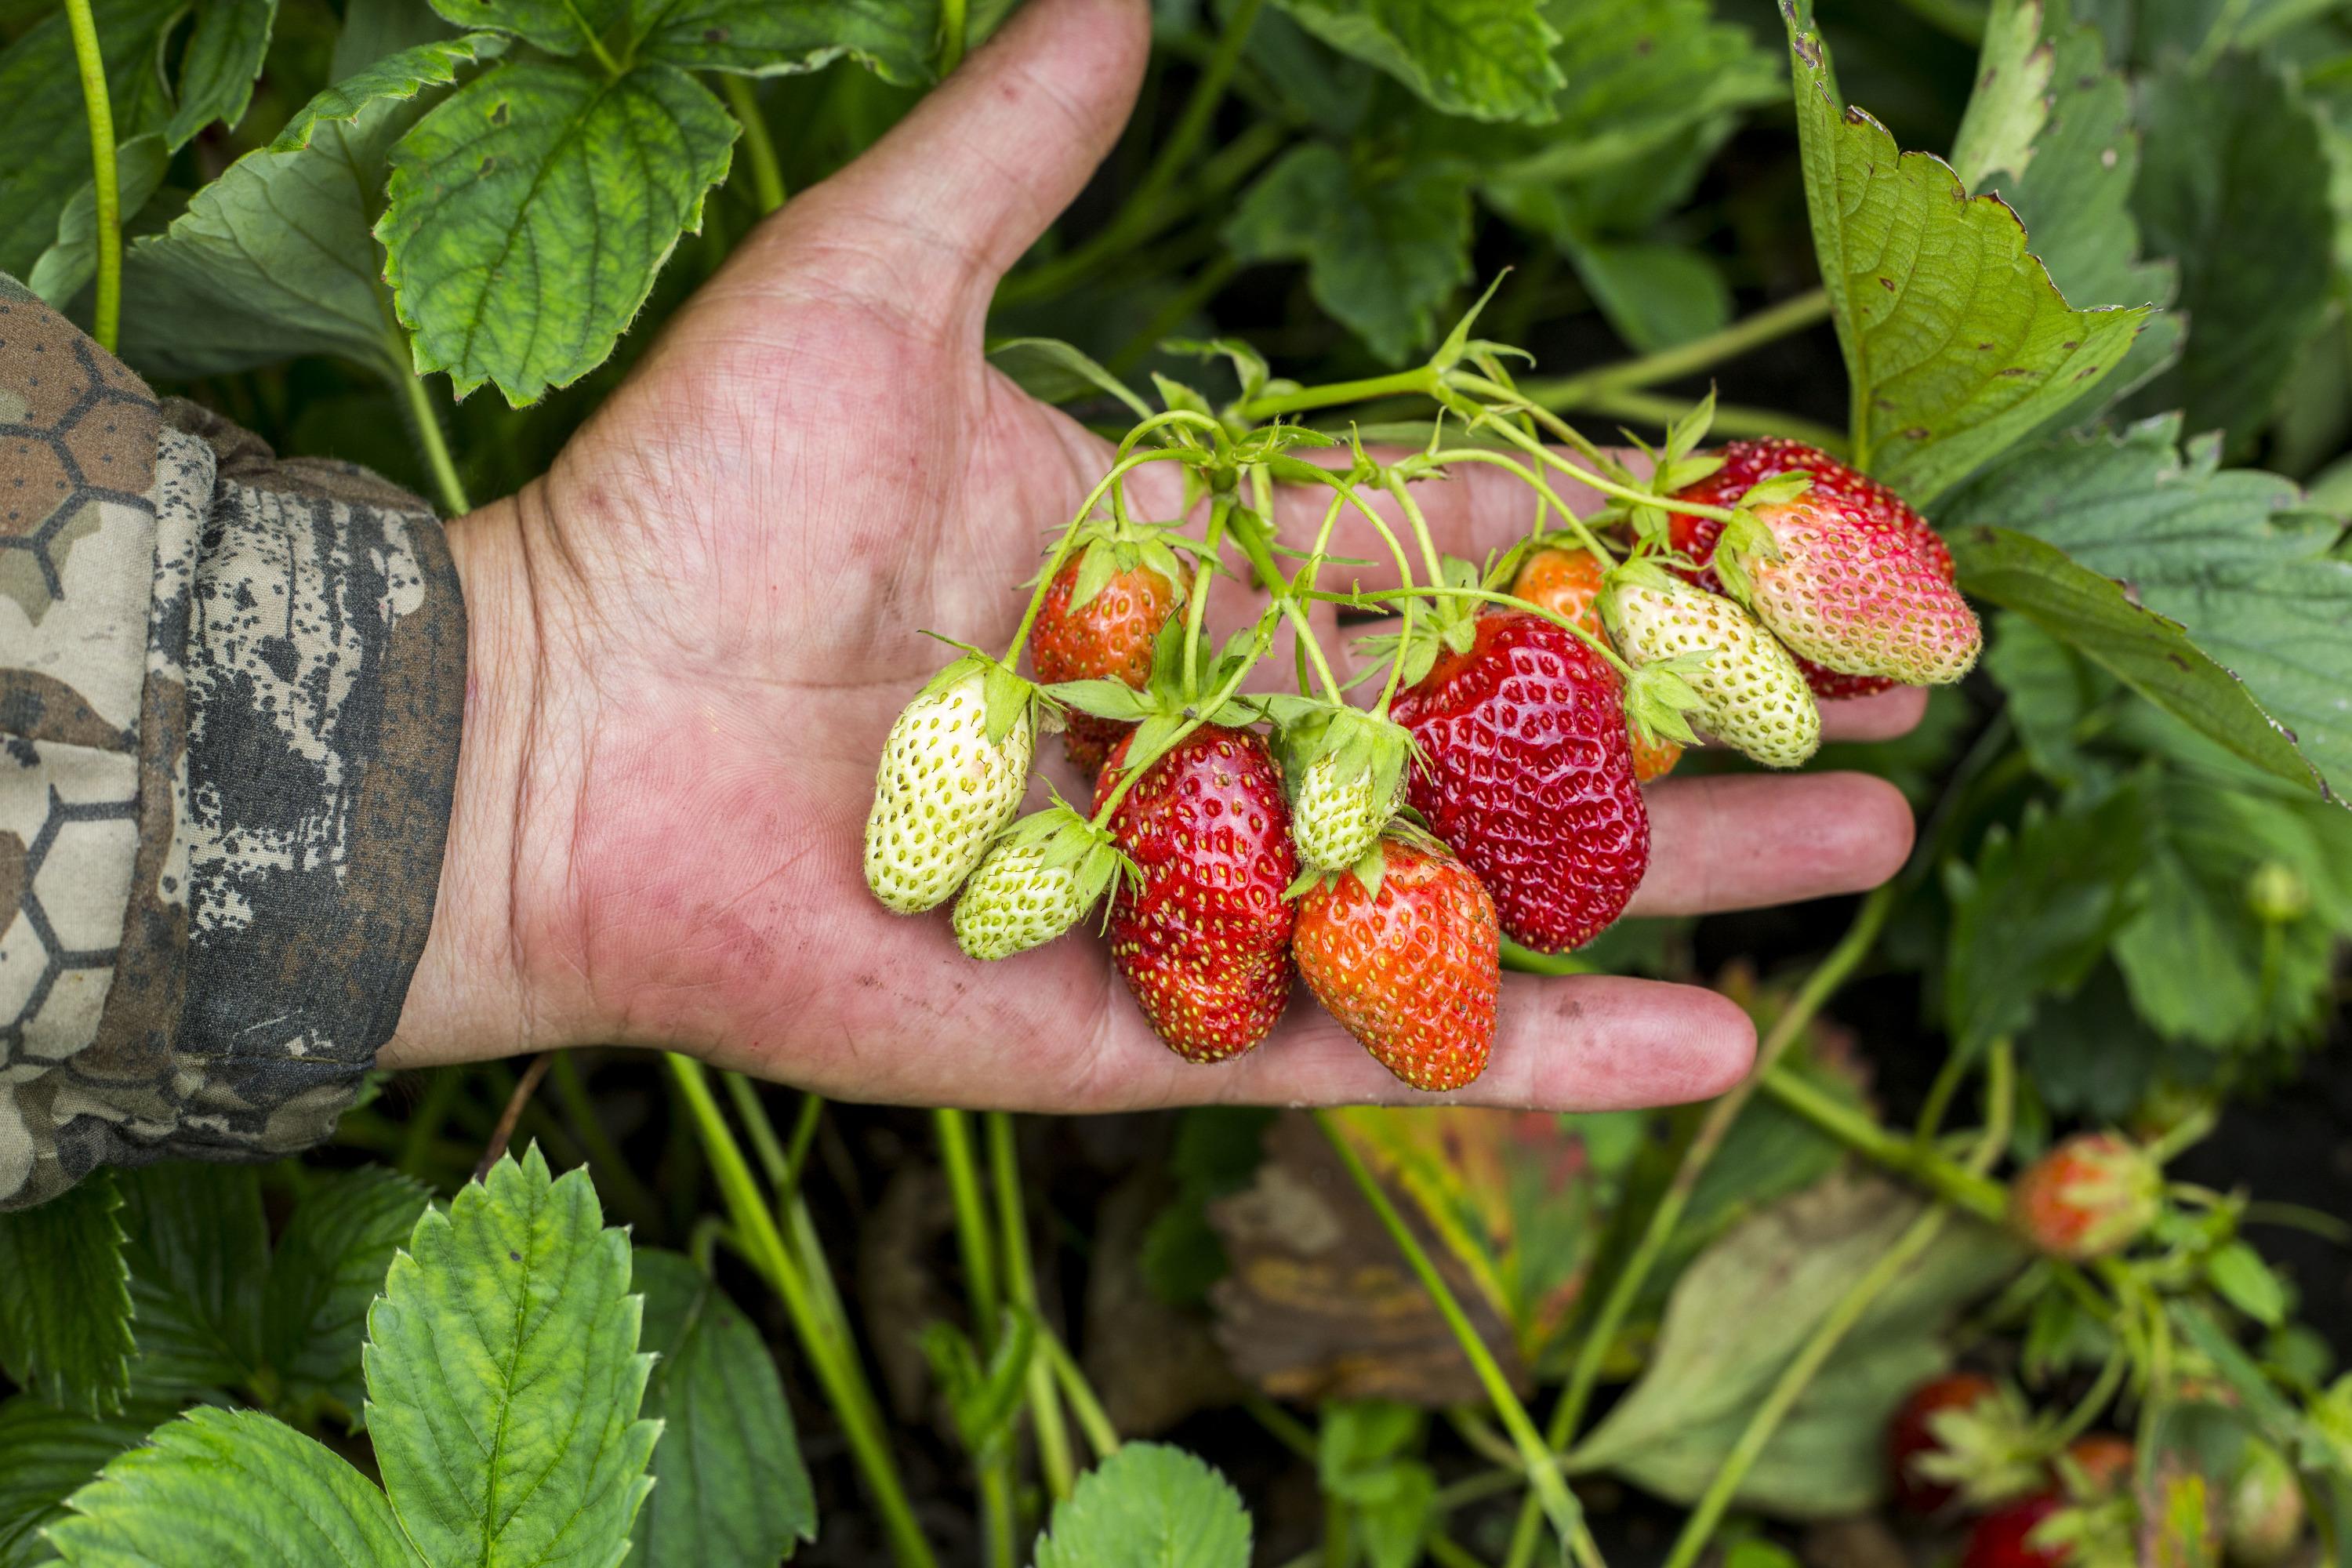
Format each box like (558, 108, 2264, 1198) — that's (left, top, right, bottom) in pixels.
(952, 804, 1133, 960)
(1602, 564, 1820, 769)
(1268, 701, 1415, 874)
(864, 656, 1036, 914)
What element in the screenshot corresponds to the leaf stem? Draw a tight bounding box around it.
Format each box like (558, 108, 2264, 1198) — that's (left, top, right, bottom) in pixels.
(666, 1056, 938, 1568)
(61, 0, 119, 353)
(1755, 1066, 2011, 1222)
(391, 367, 471, 517)
(988, 1112, 1076, 1501)
(1500, 883, 1896, 1568)
(938, 0, 968, 73)
(1244, 367, 1441, 421)
(1036, 1325, 1120, 1461)
(1511, 290, 1832, 410)
(720, 75, 786, 214)
(936, 1108, 1002, 1334)
(1315, 1111, 1607, 1568)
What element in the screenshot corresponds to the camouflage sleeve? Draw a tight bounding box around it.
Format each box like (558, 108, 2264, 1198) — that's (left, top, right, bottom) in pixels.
(0, 278, 466, 1209)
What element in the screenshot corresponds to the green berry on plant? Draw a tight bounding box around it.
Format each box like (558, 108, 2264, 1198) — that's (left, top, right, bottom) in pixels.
(2010, 1131, 2165, 1261)
(1267, 699, 1415, 873)
(1292, 830, 1500, 1091)
(863, 655, 1039, 914)
(951, 804, 1135, 960)
(1389, 610, 1650, 953)
(2224, 1436, 2305, 1566)
(1094, 724, 1298, 1063)
(1601, 561, 1823, 769)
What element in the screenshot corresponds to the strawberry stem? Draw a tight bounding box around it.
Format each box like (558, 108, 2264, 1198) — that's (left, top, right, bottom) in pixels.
(1002, 448, 1198, 666)
(1427, 447, 1620, 565)
(1239, 365, 1442, 420)
(1182, 495, 1232, 696)
(1453, 401, 1742, 524)
(1089, 603, 1281, 826)
(1310, 585, 1635, 681)
(1381, 470, 1450, 589)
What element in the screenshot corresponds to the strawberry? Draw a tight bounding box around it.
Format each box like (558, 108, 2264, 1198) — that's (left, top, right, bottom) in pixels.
(2010, 1132, 2163, 1261)
(1889, 1372, 2001, 1515)
(1094, 724, 1298, 1062)
(2225, 1438, 2304, 1566)
(1509, 546, 1682, 782)
(1601, 562, 1822, 769)
(1029, 527, 1185, 774)
(1389, 611, 1648, 953)
(952, 804, 1134, 960)
(864, 655, 1037, 914)
(1267, 699, 1415, 873)
(1294, 832, 1499, 1091)
(1965, 1494, 2070, 1568)
(1668, 437, 1979, 688)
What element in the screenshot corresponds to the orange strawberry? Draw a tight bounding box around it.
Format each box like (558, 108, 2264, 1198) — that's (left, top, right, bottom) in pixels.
(1511, 546, 1682, 782)
(1294, 833, 1500, 1091)
(1031, 527, 1185, 774)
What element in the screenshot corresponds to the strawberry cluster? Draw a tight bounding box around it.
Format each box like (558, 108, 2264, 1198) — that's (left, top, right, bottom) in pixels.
(860, 406, 1980, 1093)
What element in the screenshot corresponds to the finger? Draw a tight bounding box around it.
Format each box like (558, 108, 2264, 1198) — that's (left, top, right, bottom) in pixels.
(786, 0, 1149, 324)
(1818, 684, 1929, 741)
(1628, 771, 1914, 916)
(1091, 975, 1757, 1112)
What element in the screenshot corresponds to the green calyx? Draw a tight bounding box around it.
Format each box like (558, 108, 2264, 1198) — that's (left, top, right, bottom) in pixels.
(1623, 655, 1708, 749)
(1708, 473, 1808, 605)
(1004, 801, 1139, 914)
(1051, 516, 1194, 617)
(1045, 617, 1258, 733)
(920, 646, 1048, 747)
(1593, 387, 1726, 545)
(1265, 698, 1417, 809)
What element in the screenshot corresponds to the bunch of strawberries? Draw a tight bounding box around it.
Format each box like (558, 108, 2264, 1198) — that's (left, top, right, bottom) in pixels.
(862, 428, 1981, 1091)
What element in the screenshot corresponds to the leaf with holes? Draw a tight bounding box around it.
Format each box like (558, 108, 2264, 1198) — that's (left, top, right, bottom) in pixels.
(1780, 2, 2148, 505)
(364, 1145, 658, 1568)
(628, 0, 939, 83)
(377, 59, 737, 402)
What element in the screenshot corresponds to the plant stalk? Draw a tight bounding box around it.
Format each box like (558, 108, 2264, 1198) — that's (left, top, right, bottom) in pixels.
(61, 0, 120, 353)
(1513, 291, 1832, 410)
(1756, 1067, 2010, 1223)
(720, 75, 786, 214)
(390, 366, 471, 517)
(989, 1112, 1077, 1501)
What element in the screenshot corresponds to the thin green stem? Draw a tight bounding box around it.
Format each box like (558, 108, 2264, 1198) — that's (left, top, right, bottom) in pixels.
(978, 1464, 1014, 1568)
(989, 1113, 1076, 1501)
(1316, 1112, 1606, 1568)
(1381, 470, 1449, 589)
(1308, 585, 1632, 681)
(938, 0, 968, 73)
(1756, 1067, 2009, 1222)
(720, 75, 786, 214)
(724, 1071, 793, 1189)
(391, 368, 471, 517)
(935, 1108, 1002, 1334)
(1511, 291, 1833, 410)
(1426, 447, 1618, 564)
(781, 1092, 824, 1200)
(1244, 367, 1440, 422)
(1184, 495, 1231, 688)
(1443, 396, 1740, 524)
(1502, 884, 1896, 1568)
(1914, 1047, 1973, 1144)
(666, 1057, 937, 1568)
(1109, 254, 1240, 376)
(1568, 387, 1849, 454)
(1089, 601, 1281, 822)
(1003, 447, 1196, 664)
(62, 0, 119, 353)
(1036, 1326, 1120, 1460)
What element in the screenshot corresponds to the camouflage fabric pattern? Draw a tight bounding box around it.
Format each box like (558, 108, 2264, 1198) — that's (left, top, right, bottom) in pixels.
(0, 277, 465, 1207)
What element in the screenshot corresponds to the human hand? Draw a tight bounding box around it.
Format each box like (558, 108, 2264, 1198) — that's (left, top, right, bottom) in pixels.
(385, 0, 1923, 1110)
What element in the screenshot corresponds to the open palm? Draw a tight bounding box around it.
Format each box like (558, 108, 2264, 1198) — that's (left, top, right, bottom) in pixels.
(388, 0, 1922, 1111)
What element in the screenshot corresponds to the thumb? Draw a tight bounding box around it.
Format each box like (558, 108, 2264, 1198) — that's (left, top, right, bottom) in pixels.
(797, 0, 1149, 326)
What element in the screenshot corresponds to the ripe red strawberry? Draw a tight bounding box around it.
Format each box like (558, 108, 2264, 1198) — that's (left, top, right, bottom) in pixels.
(1390, 612, 1648, 953)
(1965, 1494, 2069, 1568)
(1668, 437, 1976, 692)
(1094, 724, 1297, 1062)
(2011, 1132, 2163, 1261)
(1509, 547, 1680, 782)
(1889, 1371, 2000, 1515)
(1294, 833, 1499, 1091)
(1033, 552, 1181, 774)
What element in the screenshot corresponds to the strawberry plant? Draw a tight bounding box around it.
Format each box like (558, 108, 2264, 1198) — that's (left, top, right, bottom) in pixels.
(5, 0, 2352, 1563)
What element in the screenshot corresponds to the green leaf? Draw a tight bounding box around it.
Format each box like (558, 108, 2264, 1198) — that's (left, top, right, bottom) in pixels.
(629, 0, 939, 84)
(27, 136, 169, 310)
(117, 1165, 269, 1396)
(2130, 52, 2333, 450)
(378, 59, 737, 402)
(1947, 0, 2049, 195)
(1225, 143, 1472, 365)
(2206, 1242, 2288, 1328)
(365, 1145, 659, 1568)
(630, 1250, 815, 1568)
(1033, 1443, 1252, 1568)
(0, 1396, 163, 1568)
(0, 0, 182, 278)
(168, 0, 281, 148)
(1566, 238, 1729, 354)
(1937, 418, 2351, 797)
(1781, 3, 2148, 505)
(120, 32, 507, 383)
(1943, 783, 2150, 1055)
(426, 0, 623, 56)
(263, 1167, 434, 1416)
(48, 1407, 418, 1568)
(1507, 0, 1780, 183)
(986, 338, 1155, 421)
(0, 1174, 132, 1416)
(1574, 1173, 2024, 1516)
(1268, 0, 1561, 122)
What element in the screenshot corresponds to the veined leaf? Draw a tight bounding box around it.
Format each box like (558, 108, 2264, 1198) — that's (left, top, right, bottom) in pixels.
(631, 1250, 815, 1568)
(629, 0, 939, 83)
(426, 0, 624, 57)
(2129, 51, 2333, 449)
(0, 1395, 164, 1568)
(1938, 417, 2349, 797)
(27, 136, 170, 310)
(117, 1165, 268, 1396)
(1033, 1443, 1252, 1568)
(263, 1167, 434, 1418)
(1225, 144, 1472, 365)
(120, 31, 506, 383)
(1781, 2, 2148, 505)
(377, 59, 737, 402)
(0, 0, 182, 278)
(0, 1174, 132, 1416)
(1268, 0, 1562, 123)
(365, 1145, 659, 1568)
(168, 0, 280, 148)
(48, 1407, 418, 1567)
